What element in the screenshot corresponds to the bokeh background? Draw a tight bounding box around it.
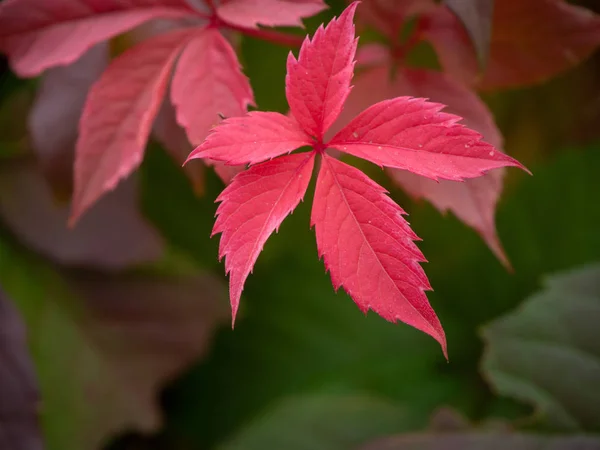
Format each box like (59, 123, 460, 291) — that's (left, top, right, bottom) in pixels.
(1, 1, 600, 449)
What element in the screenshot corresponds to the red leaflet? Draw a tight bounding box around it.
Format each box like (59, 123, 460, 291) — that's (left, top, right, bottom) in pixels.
(70, 30, 193, 225)
(186, 2, 528, 355)
(217, 0, 327, 29)
(186, 112, 312, 166)
(171, 28, 254, 147)
(312, 155, 445, 352)
(423, 0, 600, 89)
(0, 0, 194, 76)
(285, 2, 358, 140)
(329, 97, 523, 181)
(214, 152, 315, 321)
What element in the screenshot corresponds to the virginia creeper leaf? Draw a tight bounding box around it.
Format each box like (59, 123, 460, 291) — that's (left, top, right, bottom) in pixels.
(0, 0, 194, 76)
(217, 0, 327, 29)
(70, 29, 193, 225)
(186, 1, 526, 355)
(171, 28, 254, 147)
(285, 2, 358, 140)
(482, 264, 600, 431)
(334, 59, 509, 266)
(187, 112, 312, 166)
(329, 97, 523, 181)
(423, 0, 600, 90)
(214, 152, 315, 321)
(0, 287, 43, 450)
(443, 0, 494, 67)
(312, 154, 446, 356)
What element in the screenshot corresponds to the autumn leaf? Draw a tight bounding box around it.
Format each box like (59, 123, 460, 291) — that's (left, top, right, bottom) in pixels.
(0, 287, 43, 450)
(186, 1, 527, 356)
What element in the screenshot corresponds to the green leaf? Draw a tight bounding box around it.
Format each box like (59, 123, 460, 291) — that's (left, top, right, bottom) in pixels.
(481, 264, 600, 431)
(0, 237, 228, 450)
(219, 393, 408, 450)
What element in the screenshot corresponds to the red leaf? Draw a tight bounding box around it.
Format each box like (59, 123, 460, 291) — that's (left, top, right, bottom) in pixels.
(423, 0, 600, 90)
(217, 0, 327, 29)
(0, 0, 194, 76)
(213, 152, 315, 322)
(312, 154, 446, 356)
(186, 111, 312, 166)
(171, 28, 254, 146)
(70, 29, 193, 225)
(329, 96, 524, 181)
(185, 1, 527, 354)
(285, 2, 358, 140)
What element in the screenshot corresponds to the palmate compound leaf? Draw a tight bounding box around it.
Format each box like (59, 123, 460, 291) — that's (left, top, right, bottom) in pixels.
(186, 1, 527, 355)
(213, 152, 315, 322)
(312, 154, 447, 356)
(0, 0, 195, 77)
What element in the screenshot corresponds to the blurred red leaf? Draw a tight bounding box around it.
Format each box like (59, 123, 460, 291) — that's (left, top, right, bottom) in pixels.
(70, 29, 195, 224)
(0, 0, 194, 76)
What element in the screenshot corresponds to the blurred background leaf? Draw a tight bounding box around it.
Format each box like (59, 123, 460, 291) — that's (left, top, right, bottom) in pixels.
(481, 264, 600, 432)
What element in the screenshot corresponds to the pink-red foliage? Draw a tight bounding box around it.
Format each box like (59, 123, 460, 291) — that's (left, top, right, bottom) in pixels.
(186, 2, 528, 356)
(0, 0, 326, 223)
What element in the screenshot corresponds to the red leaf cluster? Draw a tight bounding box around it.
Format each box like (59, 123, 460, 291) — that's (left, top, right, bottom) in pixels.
(0, 0, 326, 223)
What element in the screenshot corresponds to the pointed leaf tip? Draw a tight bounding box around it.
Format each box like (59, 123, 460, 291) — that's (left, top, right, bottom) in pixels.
(312, 154, 446, 355)
(286, 1, 360, 140)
